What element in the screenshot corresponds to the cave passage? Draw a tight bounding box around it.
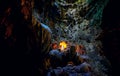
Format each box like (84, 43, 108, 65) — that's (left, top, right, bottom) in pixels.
(0, 0, 119, 76)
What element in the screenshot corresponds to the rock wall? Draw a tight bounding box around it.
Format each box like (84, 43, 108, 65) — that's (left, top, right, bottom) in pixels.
(33, 0, 111, 75)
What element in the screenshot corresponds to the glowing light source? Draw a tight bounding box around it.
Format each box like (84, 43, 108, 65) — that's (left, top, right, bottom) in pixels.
(59, 41, 67, 51)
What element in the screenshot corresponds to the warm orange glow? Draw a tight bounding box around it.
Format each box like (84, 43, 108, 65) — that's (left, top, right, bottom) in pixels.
(59, 41, 67, 51)
(75, 44, 85, 55)
(76, 45, 80, 52)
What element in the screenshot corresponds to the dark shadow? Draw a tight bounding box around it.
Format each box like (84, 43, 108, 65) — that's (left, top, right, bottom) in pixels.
(101, 0, 120, 76)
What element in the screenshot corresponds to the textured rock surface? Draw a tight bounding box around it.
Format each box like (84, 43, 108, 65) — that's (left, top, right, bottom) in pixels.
(33, 0, 111, 76)
(0, 0, 113, 76)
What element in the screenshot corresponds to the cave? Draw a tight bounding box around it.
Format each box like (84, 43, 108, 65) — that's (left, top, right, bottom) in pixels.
(0, 0, 120, 76)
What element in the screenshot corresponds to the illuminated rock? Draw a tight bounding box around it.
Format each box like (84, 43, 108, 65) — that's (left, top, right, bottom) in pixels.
(33, 0, 111, 75)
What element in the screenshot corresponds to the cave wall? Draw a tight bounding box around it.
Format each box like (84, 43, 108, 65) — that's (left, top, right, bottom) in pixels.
(0, 0, 117, 76)
(33, 0, 111, 75)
